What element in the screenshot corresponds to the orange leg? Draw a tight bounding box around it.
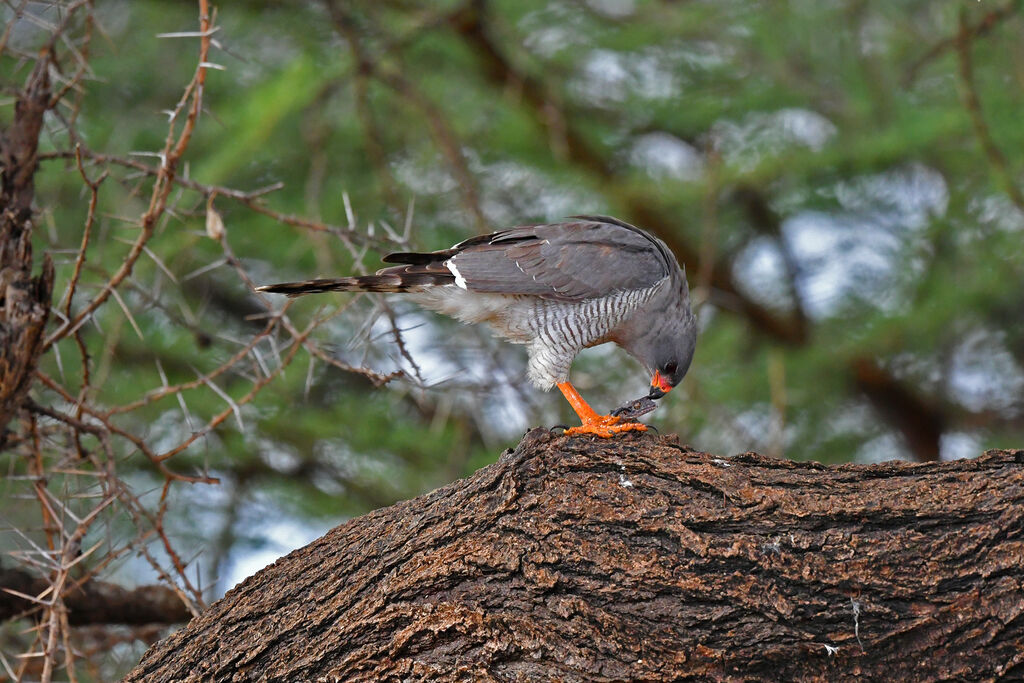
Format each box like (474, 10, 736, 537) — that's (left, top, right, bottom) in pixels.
(557, 382, 647, 438)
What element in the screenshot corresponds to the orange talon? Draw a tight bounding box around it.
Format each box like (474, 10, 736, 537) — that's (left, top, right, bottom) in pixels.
(557, 382, 648, 438)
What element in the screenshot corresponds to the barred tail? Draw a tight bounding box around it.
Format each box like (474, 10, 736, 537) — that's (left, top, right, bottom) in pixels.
(257, 265, 455, 298)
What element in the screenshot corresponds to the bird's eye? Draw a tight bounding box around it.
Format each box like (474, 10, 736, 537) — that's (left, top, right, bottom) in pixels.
(664, 361, 678, 375)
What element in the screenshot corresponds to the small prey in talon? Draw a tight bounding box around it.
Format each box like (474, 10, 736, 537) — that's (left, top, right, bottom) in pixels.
(610, 395, 660, 422)
(258, 216, 697, 437)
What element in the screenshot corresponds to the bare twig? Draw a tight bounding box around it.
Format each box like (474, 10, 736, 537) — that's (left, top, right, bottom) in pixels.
(44, 0, 214, 350)
(903, 0, 1021, 87)
(954, 11, 1024, 212)
(327, 3, 489, 232)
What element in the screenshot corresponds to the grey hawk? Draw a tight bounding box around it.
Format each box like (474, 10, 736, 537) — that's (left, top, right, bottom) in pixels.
(258, 215, 697, 437)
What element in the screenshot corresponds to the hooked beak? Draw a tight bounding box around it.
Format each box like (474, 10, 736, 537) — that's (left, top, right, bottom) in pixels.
(648, 371, 672, 400)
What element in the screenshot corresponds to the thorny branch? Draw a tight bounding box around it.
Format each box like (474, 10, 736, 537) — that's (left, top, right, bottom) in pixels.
(1, 2, 407, 680)
(41, 0, 216, 351)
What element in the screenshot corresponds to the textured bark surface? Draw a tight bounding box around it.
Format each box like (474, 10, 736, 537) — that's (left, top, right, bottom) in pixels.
(0, 60, 54, 442)
(126, 430, 1024, 682)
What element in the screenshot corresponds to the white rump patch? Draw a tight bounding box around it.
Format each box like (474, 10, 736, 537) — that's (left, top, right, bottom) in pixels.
(444, 258, 468, 289)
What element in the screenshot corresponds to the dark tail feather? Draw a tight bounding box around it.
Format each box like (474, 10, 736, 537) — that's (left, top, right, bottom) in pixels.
(257, 266, 454, 298)
(257, 277, 367, 298)
(382, 250, 452, 265)
(257, 276, 410, 297)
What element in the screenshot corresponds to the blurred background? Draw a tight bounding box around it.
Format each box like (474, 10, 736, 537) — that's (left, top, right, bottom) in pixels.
(2, 0, 1023, 678)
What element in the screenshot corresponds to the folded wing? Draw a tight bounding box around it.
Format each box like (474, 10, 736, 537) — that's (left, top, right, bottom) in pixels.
(383, 217, 671, 302)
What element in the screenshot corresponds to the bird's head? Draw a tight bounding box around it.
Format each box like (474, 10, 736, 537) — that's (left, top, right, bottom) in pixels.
(619, 278, 697, 401)
(645, 329, 695, 400)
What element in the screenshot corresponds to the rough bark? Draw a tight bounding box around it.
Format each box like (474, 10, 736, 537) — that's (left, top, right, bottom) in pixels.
(125, 430, 1024, 682)
(0, 59, 54, 443)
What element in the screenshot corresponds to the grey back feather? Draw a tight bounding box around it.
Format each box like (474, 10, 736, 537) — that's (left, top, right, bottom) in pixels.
(439, 218, 675, 302)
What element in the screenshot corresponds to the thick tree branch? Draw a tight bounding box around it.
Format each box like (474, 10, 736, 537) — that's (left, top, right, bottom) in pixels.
(0, 568, 191, 626)
(0, 58, 54, 443)
(126, 430, 1024, 681)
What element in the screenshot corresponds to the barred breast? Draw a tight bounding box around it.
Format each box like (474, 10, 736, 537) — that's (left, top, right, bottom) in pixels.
(411, 279, 668, 389)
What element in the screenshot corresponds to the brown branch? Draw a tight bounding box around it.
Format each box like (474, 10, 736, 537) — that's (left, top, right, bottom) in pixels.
(0, 567, 191, 626)
(102, 314, 284, 417)
(731, 184, 808, 328)
(34, 370, 221, 486)
(24, 398, 105, 436)
(447, 1, 604, 174)
(625, 200, 809, 345)
(327, 2, 489, 232)
(954, 10, 1024, 213)
(0, 54, 55, 443)
(45, 0, 95, 114)
(39, 148, 284, 202)
(851, 357, 945, 463)
(38, 147, 397, 250)
(43, 1, 213, 350)
(125, 431, 1024, 681)
(903, 0, 1022, 87)
(332, 9, 404, 213)
(153, 315, 315, 462)
(67, 144, 105, 449)
(215, 226, 404, 389)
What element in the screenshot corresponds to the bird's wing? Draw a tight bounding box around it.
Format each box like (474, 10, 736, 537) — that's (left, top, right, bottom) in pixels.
(432, 218, 672, 302)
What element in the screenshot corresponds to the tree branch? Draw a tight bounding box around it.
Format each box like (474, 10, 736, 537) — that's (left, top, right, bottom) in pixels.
(851, 357, 946, 462)
(954, 10, 1024, 213)
(126, 430, 1024, 681)
(903, 0, 1022, 87)
(0, 55, 54, 444)
(0, 568, 191, 626)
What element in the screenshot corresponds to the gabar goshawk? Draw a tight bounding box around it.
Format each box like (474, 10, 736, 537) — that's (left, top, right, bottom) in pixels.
(258, 215, 697, 437)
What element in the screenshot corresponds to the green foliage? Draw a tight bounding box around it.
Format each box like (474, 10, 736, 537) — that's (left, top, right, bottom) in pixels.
(3, 4, 1024, 675)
